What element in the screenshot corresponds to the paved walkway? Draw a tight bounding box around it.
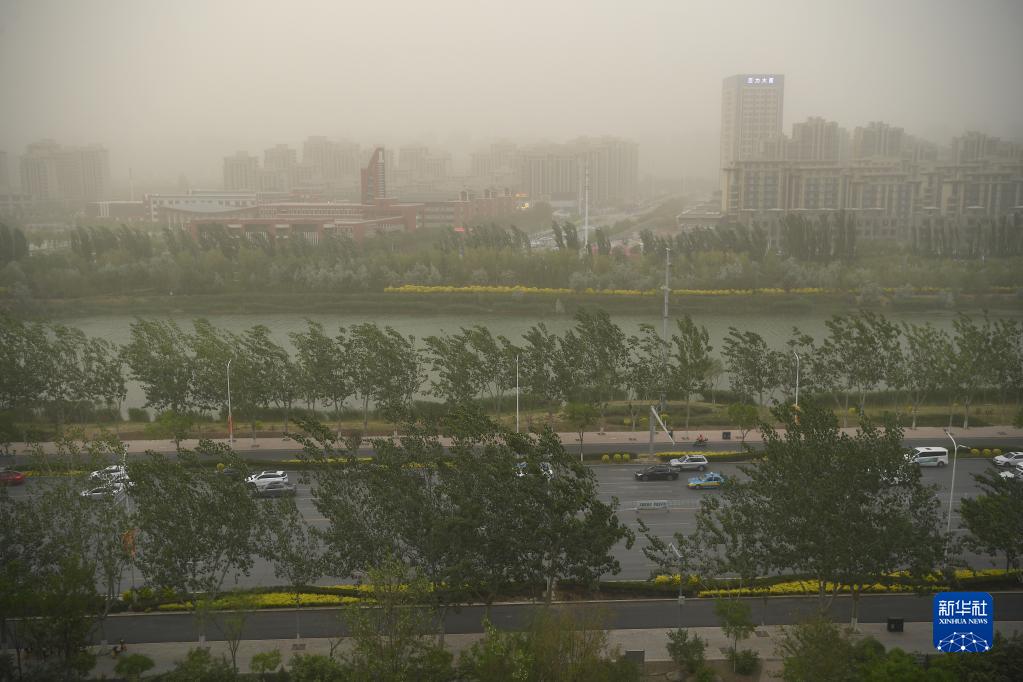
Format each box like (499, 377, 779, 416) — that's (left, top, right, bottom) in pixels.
(10, 425, 1022, 458)
(86, 621, 1023, 677)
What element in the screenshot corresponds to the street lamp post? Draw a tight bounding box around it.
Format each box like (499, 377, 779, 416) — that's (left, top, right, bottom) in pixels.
(226, 358, 234, 443)
(669, 542, 686, 626)
(515, 354, 520, 433)
(943, 429, 966, 550)
(793, 351, 801, 408)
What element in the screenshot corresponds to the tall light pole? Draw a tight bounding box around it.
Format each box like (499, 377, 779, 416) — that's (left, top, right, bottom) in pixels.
(226, 358, 234, 443)
(659, 247, 671, 413)
(515, 354, 520, 433)
(793, 351, 801, 408)
(944, 429, 965, 542)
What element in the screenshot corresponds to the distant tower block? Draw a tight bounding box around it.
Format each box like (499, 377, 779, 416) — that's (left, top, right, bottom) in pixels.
(361, 147, 387, 204)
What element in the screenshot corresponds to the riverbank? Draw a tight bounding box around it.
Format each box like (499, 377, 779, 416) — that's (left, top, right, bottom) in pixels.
(22, 288, 1023, 319)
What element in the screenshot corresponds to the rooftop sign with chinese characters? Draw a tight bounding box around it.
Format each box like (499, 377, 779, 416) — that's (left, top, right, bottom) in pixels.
(744, 75, 778, 85)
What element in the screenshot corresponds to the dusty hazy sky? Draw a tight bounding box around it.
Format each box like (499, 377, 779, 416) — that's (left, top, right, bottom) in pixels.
(2, 0, 1021, 188)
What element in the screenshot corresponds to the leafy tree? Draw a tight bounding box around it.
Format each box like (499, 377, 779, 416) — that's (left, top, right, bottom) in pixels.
(558, 309, 628, 423)
(669, 315, 713, 431)
(250, 649, 282, 679)
(821, 311, 903, 419)
(289, 653, 346, 681)
(188, 319, 238, 423)
(237, 324, 295, 435)
(338, 558, 454, 681)
(960, 469, 1023, 576)
(289, 320, 353, 432)
(626, 323, 670, 411)
(520, 323, 562, 418)
(0, 316, 49, 432)
(128, 440, 262, 642)
(262, 495, 323, 638)
(900, 322, 953, 429)
(84, 337, 126, 432)
(666, 628, 707, 675)
(350, 323, 422, 429)
(712, 401, 944, 627)
(458, 609, 640, 682)
(44, 324, 90, 431)
(161, 647, 236, 682)
(423, 327, 489, 406)
(561, 402, 598, 460)
(123, 318, 194, 415)
(950, 313, 996, 429)
(714, 598, 755, 671)
(726, 402, 759, 442)
(721, 327, 782, 405)
(776, 617, 872, 682)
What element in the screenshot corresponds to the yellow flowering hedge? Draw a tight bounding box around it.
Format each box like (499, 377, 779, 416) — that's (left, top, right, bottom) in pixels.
(156, 592, 361, 612)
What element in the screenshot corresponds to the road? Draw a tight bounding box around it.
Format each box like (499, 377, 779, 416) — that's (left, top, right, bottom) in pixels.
(6, 457, 1011, 587)
(87, 592, 1023, 644)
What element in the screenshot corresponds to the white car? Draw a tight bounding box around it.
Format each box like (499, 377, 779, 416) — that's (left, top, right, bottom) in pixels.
(89, 465, 128, 483)
(81, 482, 126, 501)
(908, 447, 948, 467)
(999, 464, 1023, 481)
(669, 455, 709, 472)
(245, 470, 288, 490)
(992, 451, 1023, 468)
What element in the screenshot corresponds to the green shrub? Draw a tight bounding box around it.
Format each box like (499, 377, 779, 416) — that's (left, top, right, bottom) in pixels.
(613, 453, 622, 462)
(729, 648, 760, 675)
(251, 649, 283, 676)
(114, 654, 155, 681)
(993, 449, 1002, 456)
(693, 666, 717, 682)
(667, 628, 706, 674)
(127, 407, 150, 423)
(289, 654, 347, 681)
(983, 449, 992, 457)
(622, 453, 630, 462)
(970, 448, 980, 456)
(601, 454, 610, 463)
(622, 417, 631, 426)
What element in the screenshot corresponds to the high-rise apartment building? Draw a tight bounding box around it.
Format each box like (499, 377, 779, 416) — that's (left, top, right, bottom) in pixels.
(19, 140, 110, 202)
(516, 137, 638, 207)
(720, 74, 785, 168)
(851, 122, 904, 159)
(361, 147, 387, 204)
(789, 117, 848, 162)
(223, 152, 259, 190)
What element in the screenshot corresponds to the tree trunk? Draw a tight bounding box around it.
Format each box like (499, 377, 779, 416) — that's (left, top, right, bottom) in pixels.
(911, 404, 918, 430)
(850, 587, 861, 631)
(963, 396, 971, 429)
(362, 396, 370, 431)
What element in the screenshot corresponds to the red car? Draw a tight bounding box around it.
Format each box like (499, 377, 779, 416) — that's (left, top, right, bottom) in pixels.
(0, 468, 26, 486)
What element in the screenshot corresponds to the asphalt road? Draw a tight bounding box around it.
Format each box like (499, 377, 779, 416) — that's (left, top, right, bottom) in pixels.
(86, 592, 1023, 644)
(6, 457, 1010, 589)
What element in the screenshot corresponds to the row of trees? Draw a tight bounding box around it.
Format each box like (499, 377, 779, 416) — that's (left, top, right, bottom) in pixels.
(1, 411, 634, 678)
(2, 310, 1021, 441)
(641, 400, 1022, 633)
(3, 216, 1023, 306)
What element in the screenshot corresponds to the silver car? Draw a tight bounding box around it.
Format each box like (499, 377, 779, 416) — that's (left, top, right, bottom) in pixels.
(668, 454, 709, 472)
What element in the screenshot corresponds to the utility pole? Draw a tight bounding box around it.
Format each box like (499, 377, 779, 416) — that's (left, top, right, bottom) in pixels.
(659, 247, 671, 412)
(515, 354, 520, 433)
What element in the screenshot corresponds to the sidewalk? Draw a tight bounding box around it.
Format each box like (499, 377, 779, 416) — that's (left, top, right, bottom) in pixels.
(87, 621, 1023, 678)
(10, 425, 1022, 458)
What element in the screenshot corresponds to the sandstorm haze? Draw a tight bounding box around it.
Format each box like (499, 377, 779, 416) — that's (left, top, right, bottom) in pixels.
(2, 0, 1022, 188)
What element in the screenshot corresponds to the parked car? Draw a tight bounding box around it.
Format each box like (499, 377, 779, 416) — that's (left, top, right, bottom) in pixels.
(634, 465, 678, 481)
(687, 472, 726, 489)
(907, 447, 949, 467)
(245, 470, 288, 490)
(89, 465, 128, 483)
(253, 480, 297, 498)
(668, 455, 709, 472)
(992, 451, 1023, 468)
(80, 482, 126, 501)
(515, 461, 554, 480)
(999, 464, 1023, 481)
(0, 468, 26, 486)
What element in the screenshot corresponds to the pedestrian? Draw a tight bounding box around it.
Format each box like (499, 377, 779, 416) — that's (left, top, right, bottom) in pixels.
(119, 638, 127, 652)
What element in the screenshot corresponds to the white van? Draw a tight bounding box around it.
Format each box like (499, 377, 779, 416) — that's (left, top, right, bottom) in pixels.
(908, 446, 949, 467)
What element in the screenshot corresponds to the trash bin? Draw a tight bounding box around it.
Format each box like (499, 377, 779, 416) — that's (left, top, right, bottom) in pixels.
(887, 617, 904, 633)
(623, 650, 645, 665)
(722, 431, 731, 441)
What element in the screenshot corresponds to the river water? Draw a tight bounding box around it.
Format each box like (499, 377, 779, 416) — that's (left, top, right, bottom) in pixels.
(63, 308, 1020, 412)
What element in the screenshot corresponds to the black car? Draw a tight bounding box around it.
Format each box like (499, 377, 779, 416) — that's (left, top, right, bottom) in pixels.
(634, 465, 678, 481)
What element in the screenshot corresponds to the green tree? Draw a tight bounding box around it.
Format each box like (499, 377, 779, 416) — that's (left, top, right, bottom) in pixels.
(123, 318, 194, 415)
(901, 322, 953, 430)
(558, 309, 628, 424)
(960, 469, 1023, 577)
(250, 649, 282, 679)
(188, 319, 238, 427)
(950, 313, 996, 429)
(666, 628, 707, 676)
(670, 315, 713, 431)
(520, 322, 562, 419)
(289, 320, 353, 432)
(726, 402, 759, 442)
(161, 647, 236, 682)
(128, 440, 262, 643)
(114, 653, 156, 681)
(350, 323, 422, 429)
(721, 327, 782, 405)
(561, 402, 598, 460)
(821, 311, 903, 420)
(714, 597, 755, 671)
(776, 617, 867, 682)
(262, 495, 323, 638)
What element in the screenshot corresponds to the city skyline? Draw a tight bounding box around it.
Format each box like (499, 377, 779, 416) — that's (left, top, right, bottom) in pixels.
(2, 0, 1021, 188)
